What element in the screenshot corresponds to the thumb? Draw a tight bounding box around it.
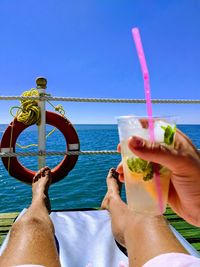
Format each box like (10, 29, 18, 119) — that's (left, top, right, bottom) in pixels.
(128, 136, 181, 172)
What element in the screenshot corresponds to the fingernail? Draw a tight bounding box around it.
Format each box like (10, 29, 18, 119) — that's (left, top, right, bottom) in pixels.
(132, 137, 144, 149)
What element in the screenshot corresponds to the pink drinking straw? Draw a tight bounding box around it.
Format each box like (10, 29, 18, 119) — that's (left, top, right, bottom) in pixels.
(131, 27, 164, 214)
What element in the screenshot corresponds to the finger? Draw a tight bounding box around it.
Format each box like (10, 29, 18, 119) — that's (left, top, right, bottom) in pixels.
(175, 129, 199, 158)
(116, 145, 124, 182)
(117, 144, 121, 153)
(139, 118, 148, 128)
(116, 162, 125, 183)
(118, 173, 125, 183)
(128, 136, 183, 172)
(116, 162, 123, 173)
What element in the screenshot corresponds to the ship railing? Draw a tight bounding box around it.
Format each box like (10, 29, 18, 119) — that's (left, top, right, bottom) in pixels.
(0, 95, 199, 158)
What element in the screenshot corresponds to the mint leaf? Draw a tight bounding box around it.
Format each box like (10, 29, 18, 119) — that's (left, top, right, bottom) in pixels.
(143, 163, 154, 181)
(127, 157, 147, 173)
(161, 125, 176, 145)
(126, 158, 154, 181)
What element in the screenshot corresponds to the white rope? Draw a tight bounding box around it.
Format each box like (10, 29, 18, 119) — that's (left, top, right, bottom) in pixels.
(0, 95, 200, 104)
(0, 95, 199, 157)
(0, 150, 119, 157)
(0, 149, 199, 157)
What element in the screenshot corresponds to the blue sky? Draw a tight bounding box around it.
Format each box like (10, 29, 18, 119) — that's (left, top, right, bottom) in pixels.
(0, 0, 200, 124)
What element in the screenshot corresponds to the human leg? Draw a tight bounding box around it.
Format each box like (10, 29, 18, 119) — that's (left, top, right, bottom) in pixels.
(0, 167, 61, 267)
(101, 168, 188, 267)
(101, 168, 128, 247)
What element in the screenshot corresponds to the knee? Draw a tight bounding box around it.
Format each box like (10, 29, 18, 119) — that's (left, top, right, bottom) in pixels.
(11, 216, 41, 233)
(11, 216, 54, 235)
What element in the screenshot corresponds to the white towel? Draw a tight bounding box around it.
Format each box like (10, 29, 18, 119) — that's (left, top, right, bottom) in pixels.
(1, 209, 199, 267)
(50, 210, 128, 267)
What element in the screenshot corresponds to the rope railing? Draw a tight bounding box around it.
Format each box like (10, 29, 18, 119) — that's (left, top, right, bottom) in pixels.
(0, 150, 119, 157)
(1, 92, 199, 159)
(0, 95, 200, 104)
(0, 149, 199, 158)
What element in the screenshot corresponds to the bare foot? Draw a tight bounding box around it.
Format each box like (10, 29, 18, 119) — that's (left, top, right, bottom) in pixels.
(101, 168, 122, 210)
(32, 166, 52, 212)
(101, 168, 128, 247)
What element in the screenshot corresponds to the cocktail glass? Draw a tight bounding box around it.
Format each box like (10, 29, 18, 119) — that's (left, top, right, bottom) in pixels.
(117, 115, 176, 215)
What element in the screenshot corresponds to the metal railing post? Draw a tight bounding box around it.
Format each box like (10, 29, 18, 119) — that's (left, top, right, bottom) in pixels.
(36, 77, 47, 169)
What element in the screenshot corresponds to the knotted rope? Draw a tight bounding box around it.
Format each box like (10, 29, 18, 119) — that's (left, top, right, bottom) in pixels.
(9, 88, 66, 149)
(10, 89, 41, 125)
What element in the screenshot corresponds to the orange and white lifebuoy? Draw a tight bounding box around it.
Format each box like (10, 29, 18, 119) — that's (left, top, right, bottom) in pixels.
(0, 111, 80, 184)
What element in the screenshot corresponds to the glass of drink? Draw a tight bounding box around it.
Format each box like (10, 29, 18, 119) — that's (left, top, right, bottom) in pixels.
(117, 115, 176, 215)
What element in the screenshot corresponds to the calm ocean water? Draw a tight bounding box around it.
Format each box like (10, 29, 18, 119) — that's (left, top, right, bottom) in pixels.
(0, 124, 199, 212)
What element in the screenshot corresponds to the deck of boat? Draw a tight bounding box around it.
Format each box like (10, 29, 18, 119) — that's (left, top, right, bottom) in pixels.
(0, 208, 200, 252)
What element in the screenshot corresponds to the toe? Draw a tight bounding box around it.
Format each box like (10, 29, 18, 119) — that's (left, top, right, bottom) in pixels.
(107, 168, 119, 182)
(33, 167, 50, 182)
(107, 168, 115, 178)
(106, 168, 122, 195)
(33, 169, 42, 182)
(40, 166, 50, 176)
(41, 167, 46, 176)
(44, 166, 50, 171)
(44, 168, 52, 178)
(111, 169, 119, 179)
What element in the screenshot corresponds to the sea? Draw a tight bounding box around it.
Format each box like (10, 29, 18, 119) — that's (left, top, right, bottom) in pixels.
(0, 124, 200, 213)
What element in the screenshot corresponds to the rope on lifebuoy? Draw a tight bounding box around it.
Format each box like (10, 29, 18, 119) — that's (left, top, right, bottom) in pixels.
(10, 88, 67, 149)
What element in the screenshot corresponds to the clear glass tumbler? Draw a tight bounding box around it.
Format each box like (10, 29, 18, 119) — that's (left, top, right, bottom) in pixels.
(117, 115, 176, 215)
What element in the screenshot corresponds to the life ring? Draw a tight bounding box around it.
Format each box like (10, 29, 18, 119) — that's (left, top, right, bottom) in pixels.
(0, 111, 80, 184)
